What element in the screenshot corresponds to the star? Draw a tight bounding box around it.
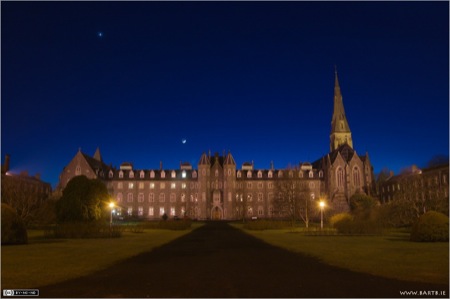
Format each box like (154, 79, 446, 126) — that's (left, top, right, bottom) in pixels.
(97, 32, 103, 38)
(182, 139, 187, 144)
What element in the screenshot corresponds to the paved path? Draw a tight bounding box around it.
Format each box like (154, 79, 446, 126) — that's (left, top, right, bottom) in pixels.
(38, 222, 448, 298)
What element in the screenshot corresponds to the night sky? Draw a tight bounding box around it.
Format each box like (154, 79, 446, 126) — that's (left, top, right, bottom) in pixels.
(2, 1, 449, 188)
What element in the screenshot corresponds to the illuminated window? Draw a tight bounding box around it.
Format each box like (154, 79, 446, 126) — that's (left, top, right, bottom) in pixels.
(127, 207, 133, 216)
(140, 171, 145, 178)
(149, 207, 154, 216)
(149, 182, 155, 189)
(160, 182, 165, 189)
(171, 171, 176, 178)
(319, 171, 323, 178)
(171, 183, 176, 189)
(309, 171, 313, 178)
(129, 171, 134, 178)
(138, 206, 143, 216)
(128, 182, 134, 189)
(161, 171, 165, 178)
(109, 170, 113, 178)
(170, 207, 176, 216)
(159, 207, 165, 216)
(182, 183, 186, 189)
(247, 171, 252, 178)
(181, 194, 185, 202)
(237, 171, 242, 178)
(247, 207, 253, 216)
(247, 194, 253, 201)
(268, 171, 273, 178)
(150, 171, 155, 178)
(228, 192, 232, 202)
(139, 182, 144, 189)
(257, 171, 262, 178)
(182, 171, 186, 178)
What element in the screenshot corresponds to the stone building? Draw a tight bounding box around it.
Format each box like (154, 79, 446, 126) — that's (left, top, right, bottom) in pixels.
(58, 72, 374, 219)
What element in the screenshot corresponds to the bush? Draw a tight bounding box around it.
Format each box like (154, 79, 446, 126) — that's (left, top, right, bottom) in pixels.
(329, 213, 353, 228)
(50, 222, 122, 239)
(410, 211, 449, 242)
(243, 220, 291, 230)
(1, 203, 28, 245)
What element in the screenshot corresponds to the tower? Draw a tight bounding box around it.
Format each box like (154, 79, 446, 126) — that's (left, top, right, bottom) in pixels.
(330, 70, 353, 152)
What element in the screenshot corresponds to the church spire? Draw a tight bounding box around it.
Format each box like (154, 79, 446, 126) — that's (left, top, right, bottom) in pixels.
(93, 147, 103, 162)
(330, 69, 353, 152)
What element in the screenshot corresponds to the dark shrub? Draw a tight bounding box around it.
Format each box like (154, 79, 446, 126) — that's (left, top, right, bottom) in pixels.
(51, 222, 122, 238)
(243, 220, 291, 230)
(330, 213, 353, 228)
(1, 203, 28, 244)
(410, 211, 449, 242)
(333, 213, 383, 235)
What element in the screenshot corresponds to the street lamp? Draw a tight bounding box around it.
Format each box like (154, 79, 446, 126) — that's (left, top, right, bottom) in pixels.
(109, 202, 115, 229)
(319, 201, 325, 229)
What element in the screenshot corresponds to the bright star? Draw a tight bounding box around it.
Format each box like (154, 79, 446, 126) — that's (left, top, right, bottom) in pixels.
(182, 139, 187, 144)
(97, 32, 103, 38)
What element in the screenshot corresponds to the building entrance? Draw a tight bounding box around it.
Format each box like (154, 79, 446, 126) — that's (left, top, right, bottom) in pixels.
(212, 206, 222, 220)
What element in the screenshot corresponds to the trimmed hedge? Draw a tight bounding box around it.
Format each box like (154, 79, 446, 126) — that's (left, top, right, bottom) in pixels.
(410, 211, 449, 242)
(49, 222, 122, 239)
(332, 212, 383, 235)
(243, 220, 291, 230)
(1, 203, 28, 245)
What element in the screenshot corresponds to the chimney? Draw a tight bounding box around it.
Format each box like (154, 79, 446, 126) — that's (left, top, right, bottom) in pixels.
(270, 161, 274, 170)
(4, 154, 10, 172)
(160, 161, 163, 170)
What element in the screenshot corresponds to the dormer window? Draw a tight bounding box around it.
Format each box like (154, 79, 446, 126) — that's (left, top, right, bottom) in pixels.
(257, 171, 262, 178)
(278, 170, 283, 178)
(150, 170, 155, 178)
(319, 171, 323, 178)
(289, 171, 293, 178)
(309, 171, 313, 178)
(129, 171, 134, 178)
(268, 171, 273, 178)
(247, 171, 252, 178)
(192, 171, 197, 178)
(161, 171, 166, 178)
(171, 171, 176, 178)
(140, 171, 145, 178)
(76, 166, 81, 175)
(299, 171, 304, 178)
(182, 171, 187, 178)
(237, 171, 242, 178)
(119, 170, 124, 178)
(109, 170, 113, 178)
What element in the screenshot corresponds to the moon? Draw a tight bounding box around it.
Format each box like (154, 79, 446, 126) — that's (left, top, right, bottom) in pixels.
(182, 139, 187, 144)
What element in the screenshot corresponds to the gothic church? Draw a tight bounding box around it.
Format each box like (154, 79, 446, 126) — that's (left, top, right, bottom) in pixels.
(58, 72, 374, 220)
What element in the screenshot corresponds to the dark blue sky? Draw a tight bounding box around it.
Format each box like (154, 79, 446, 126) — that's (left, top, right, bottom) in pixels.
(2, 1, 449, 188)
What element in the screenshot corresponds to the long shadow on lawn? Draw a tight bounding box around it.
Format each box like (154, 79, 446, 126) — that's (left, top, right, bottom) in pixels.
(37, 221, 449, 298)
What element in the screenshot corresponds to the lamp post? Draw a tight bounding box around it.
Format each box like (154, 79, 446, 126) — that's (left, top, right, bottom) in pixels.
(109, 202, 115, 230)
(319, 201, 325, 229)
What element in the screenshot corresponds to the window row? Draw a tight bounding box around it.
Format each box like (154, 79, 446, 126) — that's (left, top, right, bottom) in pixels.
(112, 170, 196, 179)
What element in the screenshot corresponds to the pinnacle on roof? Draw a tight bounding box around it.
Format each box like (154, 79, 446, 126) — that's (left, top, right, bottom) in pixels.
(224, 151, 236, 165)
(93, 147, 103, 162)
(198, 152, 210, 165)
(331, 69, 351, 133)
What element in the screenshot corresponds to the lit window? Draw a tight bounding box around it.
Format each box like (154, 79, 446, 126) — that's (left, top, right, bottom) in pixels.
(170, 207, 176, 216)
(228, 192, 232, 202)
(128, 182, 134, 189)
(161, 171, 166, 178)
(247, 171, 252, 178)
(119, 171, 124, 178)
(247, 207, 253, 216)
(171, 171, 176, 178)
(319, 171, 323, 178)
(159, 207, 165, 216)
(109, 170, 114, 178)
(257, 171, 262, 178)
(127, 193, 133, 202)
(171, 183, 176, 189)
(237, 171, 241, 178)
(160, 182, 165, 189)
(149, 207, 154, 216)
(182, 171, 186, 178)
(181, 194, 185, 202)
(309, 171, 313, 178)
(149, 183, 155, 189)
(182, 183, 186, 189)
(138, 207, 143, 216)
(268, 171, 273, 178)
(150, 171, 155, 178)
(247, 194, 253, 201)
(127, 207, 133, 216)
(139, 182, 144, 189)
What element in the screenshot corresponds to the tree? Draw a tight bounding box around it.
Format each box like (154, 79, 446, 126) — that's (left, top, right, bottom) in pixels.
(56, 175, 109, 223)
(349, 193, 379, 219)
(273, 170, 311, 228)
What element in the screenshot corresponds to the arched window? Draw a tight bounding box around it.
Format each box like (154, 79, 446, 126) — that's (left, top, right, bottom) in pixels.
(268, 171, 273, 178)
(247, 171, 252, 178)
(171, 171, 176, 178)
(319, 170, 323, 178)
(127, 193, 133, 202)
(182, 171, 186, 178)
(353, 166, 361, 188)
(309, 171, 313, 178)
(159, 193, 165, 202)
(109, 170, 114, 178)
(299, 171, 304, 178)
(119, 170, 123, 178)
(161, 171, 166, 178)
(117, 193, 123, 202)
(257, 171, 262, 178)
(150, 170, 155, 178)
(129, 171, 134, 178)
(75, 166, 81, 175)
(138, 193, 144, 202)
(149, 193, 154, 202)
(140, 171, 145, 178)
(192, 171, 197, 178)
(336, 167, 345, 188)
(215, 170, 219, 177)
(278, 170, 283, 178)
(237, 171, 242, 178)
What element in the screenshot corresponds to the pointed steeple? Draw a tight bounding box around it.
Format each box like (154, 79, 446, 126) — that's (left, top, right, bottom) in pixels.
(93, 147, 103, 162)
(198, 152, 210, 166)
(224, 151, 236, 165)
(330, 69, 353, 152)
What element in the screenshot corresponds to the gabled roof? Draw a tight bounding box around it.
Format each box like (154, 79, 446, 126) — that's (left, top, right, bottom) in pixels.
(81, 153, 112, 176)
(224, 152, 236, 166)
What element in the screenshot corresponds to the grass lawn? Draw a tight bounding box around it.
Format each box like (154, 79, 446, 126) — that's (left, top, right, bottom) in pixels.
(234, 224, 449, 285)
(1, 223, 203, 289)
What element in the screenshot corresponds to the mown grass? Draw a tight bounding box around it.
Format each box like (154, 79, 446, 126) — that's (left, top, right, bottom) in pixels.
(233, 224, 449, 285)
(1, 223, 203, 289)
